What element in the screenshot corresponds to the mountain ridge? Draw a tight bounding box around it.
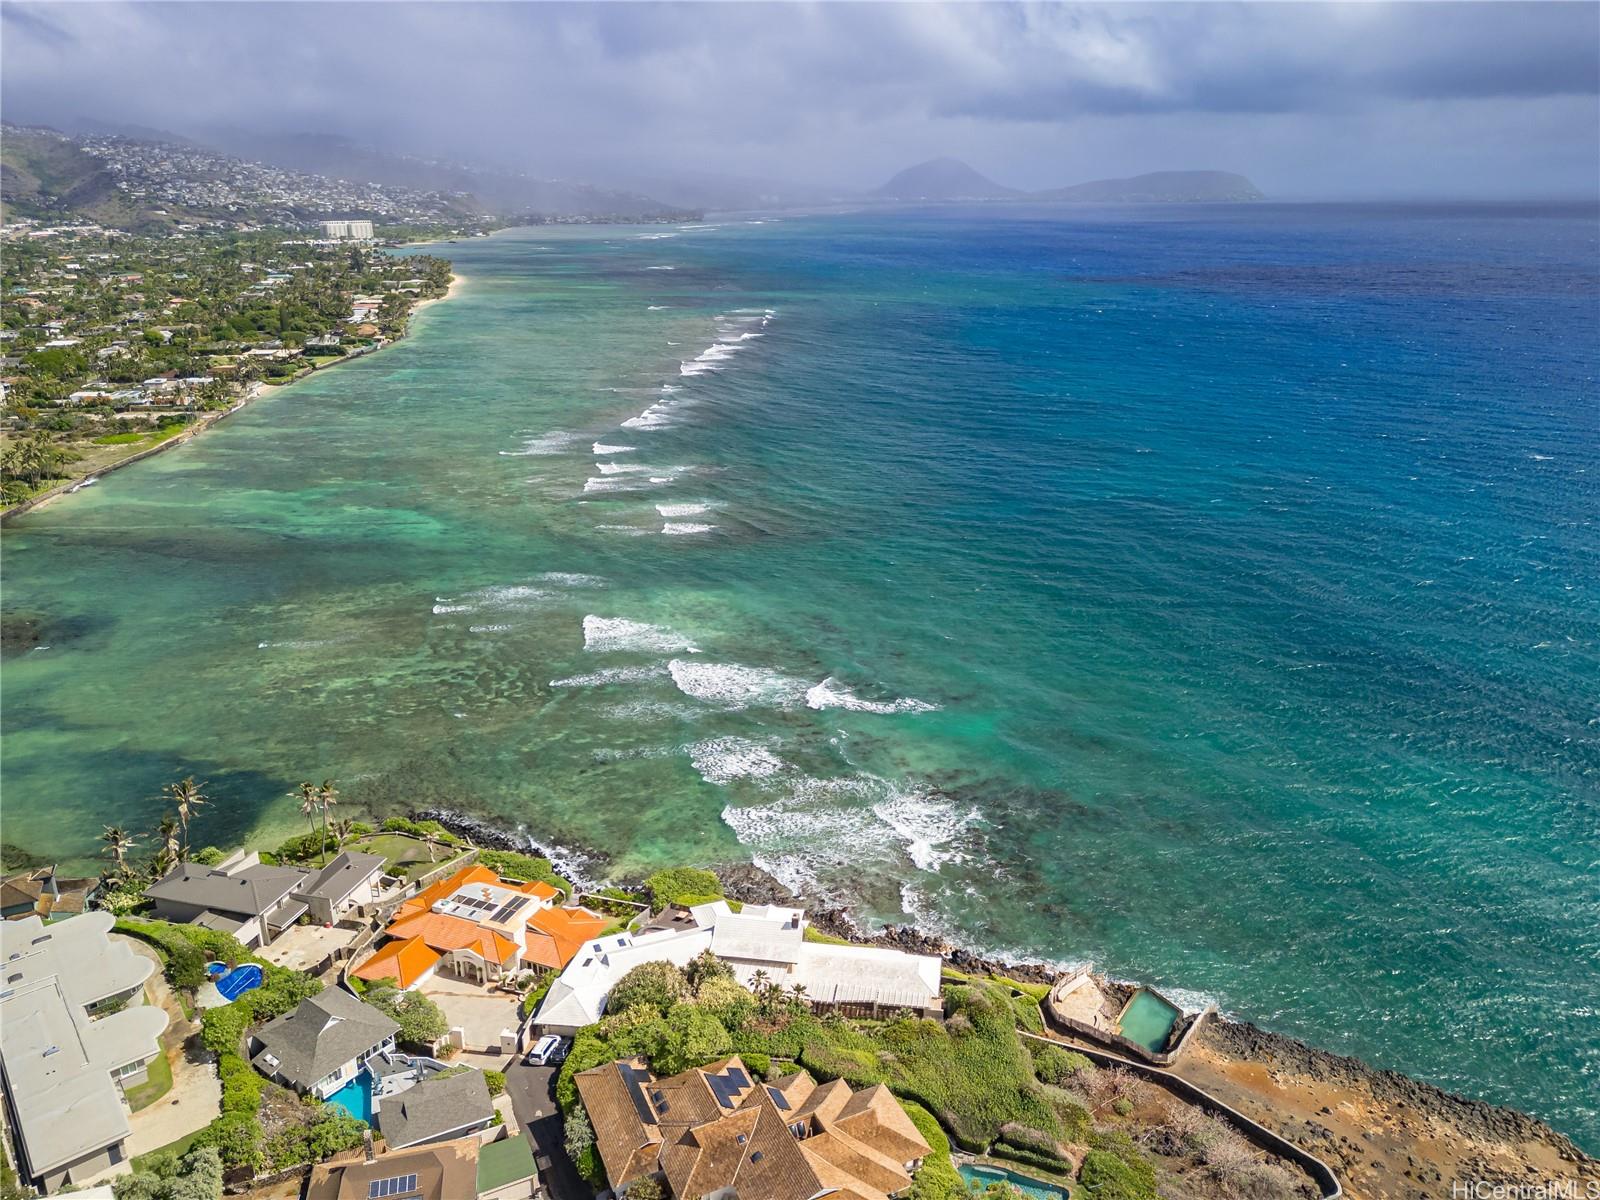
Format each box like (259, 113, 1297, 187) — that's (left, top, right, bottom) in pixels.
(875, 158, 1263, 203)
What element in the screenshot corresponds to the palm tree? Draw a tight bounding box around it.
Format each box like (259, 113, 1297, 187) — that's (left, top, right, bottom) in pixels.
(156, 813, 181, 874)
(333, 816, 354, 846)
(100, 826, 139, 878)
(316, 780, 339, 865)
(294, 781, 319, 841)
(163, 777, 208, 854)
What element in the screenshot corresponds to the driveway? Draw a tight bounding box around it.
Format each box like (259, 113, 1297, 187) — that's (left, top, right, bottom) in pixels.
(420, 973, 521, 1053)
(504, 1061, 587, 1200)
(256, 921, 361, 974)
(108, 935, 221, 1159)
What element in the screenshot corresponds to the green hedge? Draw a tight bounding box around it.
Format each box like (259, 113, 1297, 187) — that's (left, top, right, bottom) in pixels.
(476, 849, 570, 896)
(643, 867, 721, 911)
(903, 1100, 962, 1200)
(1079, 1130, 1159, 1200)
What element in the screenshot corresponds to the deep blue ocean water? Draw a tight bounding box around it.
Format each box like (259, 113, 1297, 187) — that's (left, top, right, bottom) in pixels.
(3, 203, 1596, 1142)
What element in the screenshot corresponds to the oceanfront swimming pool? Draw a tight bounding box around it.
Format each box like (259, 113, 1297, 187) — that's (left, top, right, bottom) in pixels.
(326, 1072, 375, 1124)
(1118, 988, 1182, 1054)
(958, 1163, 1069, 1199)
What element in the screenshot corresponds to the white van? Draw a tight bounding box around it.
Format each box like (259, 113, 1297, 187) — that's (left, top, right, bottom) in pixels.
(524, 1034, 568, 1066)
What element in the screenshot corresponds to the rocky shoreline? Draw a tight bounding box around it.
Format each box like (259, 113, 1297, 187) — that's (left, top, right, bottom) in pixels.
(413, 808, 1595, 1172)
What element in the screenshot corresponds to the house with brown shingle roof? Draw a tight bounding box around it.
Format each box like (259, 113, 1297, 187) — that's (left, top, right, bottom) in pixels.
(575, 1055, 930, 1200)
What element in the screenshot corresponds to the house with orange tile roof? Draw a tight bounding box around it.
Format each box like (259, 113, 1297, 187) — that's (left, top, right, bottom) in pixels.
(352, 863, 609, 990)
(576, 1054, 930, 1200)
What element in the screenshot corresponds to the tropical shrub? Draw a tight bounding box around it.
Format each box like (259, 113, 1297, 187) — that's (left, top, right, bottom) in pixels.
(643, 867, 721, 911)
(903, 1100, 961, 1200)
(1031, 1045, 1091, 1086)
(608, 960, 689, 1016)
(113, 1145, 224, 1200)
(649, 1004, 733, 1076)
(476, 849, 569, 894)
(364, 985, 448, 1048)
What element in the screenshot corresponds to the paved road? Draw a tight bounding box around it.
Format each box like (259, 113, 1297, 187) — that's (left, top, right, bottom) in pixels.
(504, 1059, 590, 1200)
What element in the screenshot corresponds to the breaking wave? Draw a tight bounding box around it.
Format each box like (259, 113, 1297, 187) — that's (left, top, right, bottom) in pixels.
(582, 615, 699, 654)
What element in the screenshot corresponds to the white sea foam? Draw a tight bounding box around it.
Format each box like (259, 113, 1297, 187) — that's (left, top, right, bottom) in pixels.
(499, 430, 581, 457)
(257, 638, 339, 650)
(432, 603, 473, 614)
(687, 737, 787, 785)
(434, 583, 553, 615)
(662, 522, 717, 535)
(585, 476, 654, 493)
(595, 524, 652, 536)
(655, 502, 713, 517)
(681, 342, 740, 376)
(536, 572, 608, 588)
(635, 232, 677, 240)
(596, 462, 653, 475)
(871, 790, 978, 871)
(721, 775, 980, 883)
(647, 305, 668, 311)
(805, 677, 939, 714)
(668, 659, 810, 708)
(550, 664, 668, 688)
(582, 615, 699, 654)
(592, 443, 635, 455)
(646, 265, 676, 270)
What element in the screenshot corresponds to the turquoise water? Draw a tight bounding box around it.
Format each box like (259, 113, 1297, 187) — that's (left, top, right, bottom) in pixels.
(1118, 989, 1181, 1054)
(325, 1073, 375, 1124)
(960, 1163, 1070, 1199)
(1, 206, 1595, 1145)
(215, 963, 264, 1002)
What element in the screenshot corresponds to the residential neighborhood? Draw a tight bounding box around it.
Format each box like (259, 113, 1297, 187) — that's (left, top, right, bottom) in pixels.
(0, 806, 1343, 1200)
(0, 215, 456, 509)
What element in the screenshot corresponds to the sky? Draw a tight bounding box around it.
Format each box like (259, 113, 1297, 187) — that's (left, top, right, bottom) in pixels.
(3, 1, 1598, 200)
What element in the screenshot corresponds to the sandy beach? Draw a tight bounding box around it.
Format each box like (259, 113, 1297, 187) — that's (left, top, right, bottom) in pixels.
(1, 274, 464, 523)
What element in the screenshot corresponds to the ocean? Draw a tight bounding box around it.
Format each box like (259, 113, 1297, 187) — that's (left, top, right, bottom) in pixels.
(2, 203, 1595, 1144)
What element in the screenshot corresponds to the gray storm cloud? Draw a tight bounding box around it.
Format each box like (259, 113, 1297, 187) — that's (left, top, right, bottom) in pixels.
(2, 1, 1596, 198)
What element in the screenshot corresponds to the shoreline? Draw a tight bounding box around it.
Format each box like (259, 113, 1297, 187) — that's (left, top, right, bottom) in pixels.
(414, 806, 1597, 1182)
(0, 270, 465, 525)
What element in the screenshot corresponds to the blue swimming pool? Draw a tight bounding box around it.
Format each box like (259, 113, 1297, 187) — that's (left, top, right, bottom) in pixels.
(326, 1073, 375, 1125)
(214, 963, 263, 1002)
(959, 1164, 1070, 1199)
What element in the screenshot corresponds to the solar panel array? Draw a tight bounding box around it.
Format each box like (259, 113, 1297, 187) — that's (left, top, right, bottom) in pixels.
(707, 1065, 751, 1109)
(766, 1085, 790, 1111)
(367, 1174, 417, 1199)
(492, 895, 530, 923)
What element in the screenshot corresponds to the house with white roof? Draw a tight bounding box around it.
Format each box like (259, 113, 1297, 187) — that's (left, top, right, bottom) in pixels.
(532, 901, 942, 1037)
(0, 913, 170, 1193)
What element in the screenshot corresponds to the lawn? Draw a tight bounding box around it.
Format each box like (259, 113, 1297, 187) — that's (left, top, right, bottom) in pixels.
(124, 1048, 174, 1112)
(347, 833, 463, 880)
(130, 1123, 208, 1172)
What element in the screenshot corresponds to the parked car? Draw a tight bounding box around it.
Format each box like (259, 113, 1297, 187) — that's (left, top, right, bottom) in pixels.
(524, 1034, 568, 1066)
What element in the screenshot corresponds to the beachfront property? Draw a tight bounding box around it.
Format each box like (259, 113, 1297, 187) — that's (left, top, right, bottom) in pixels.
(0, 865, 100, 922)
(534, 901, 943, 1036)
(143, 848, 385, 948)
(351, 863, 610, 991)
(577, 1054, 930, 1200)
(248, 986, 398, 1100)
(376, 1068, 496, 1149)
(0, 913, 170, 1193)
(306, 1131, 538, 1200)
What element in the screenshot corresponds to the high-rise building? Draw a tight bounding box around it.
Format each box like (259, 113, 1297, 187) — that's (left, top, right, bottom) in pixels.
(321, 220, 374, 240)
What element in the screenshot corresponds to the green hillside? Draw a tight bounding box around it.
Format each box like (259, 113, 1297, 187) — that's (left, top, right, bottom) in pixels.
(1, 126, 168, 229)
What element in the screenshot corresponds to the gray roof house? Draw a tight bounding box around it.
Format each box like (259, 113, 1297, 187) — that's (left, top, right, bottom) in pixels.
(0, 913, 170, 1194)
(377, 1069, 495, 1149)
(144, 848, 387, 946)
(249, 986, 398, 1100)
(144, 851, 310, 948)
(295, 851, 386, 925)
